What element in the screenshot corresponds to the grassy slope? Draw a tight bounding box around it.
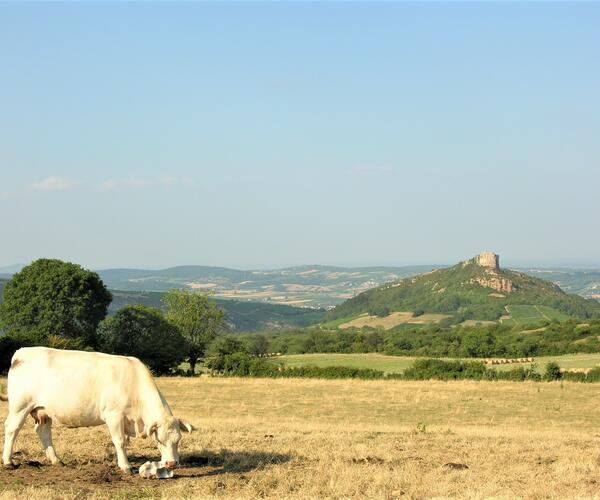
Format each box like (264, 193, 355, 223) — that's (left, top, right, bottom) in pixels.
(3, 377, 600, 498)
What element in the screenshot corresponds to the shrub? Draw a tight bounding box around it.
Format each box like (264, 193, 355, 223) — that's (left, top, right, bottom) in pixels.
(403, 359, 488, 381)
(279, 366, 385, 380)
(585, 368, 600, 382)
(206, 336, 249, 372)
(544, 362, 562, 381)
(368, 305, 390, 318)
(497, 366, 541, 382)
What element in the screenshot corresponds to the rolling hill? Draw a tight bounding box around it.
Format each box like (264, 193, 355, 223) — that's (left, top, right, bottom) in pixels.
(108, 290, 325, 331)
(328, 252, 600, 326)
(518, 268, 600, 300)
(94, 264, 436, 308)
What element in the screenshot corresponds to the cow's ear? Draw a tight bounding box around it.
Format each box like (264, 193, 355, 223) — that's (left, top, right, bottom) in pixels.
(178, 418, 195, 433)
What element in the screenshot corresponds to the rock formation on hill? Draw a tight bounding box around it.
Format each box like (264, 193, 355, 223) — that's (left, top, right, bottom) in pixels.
(471, 252, 513, 293)
(475, 252, 499, 269)
(328, 251, 600, 322)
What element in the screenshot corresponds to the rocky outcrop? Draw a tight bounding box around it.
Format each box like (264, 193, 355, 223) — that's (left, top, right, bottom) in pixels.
(468, 252, 514, 292)
(476, 252, 499, 269)
(471, 274, 514, 293)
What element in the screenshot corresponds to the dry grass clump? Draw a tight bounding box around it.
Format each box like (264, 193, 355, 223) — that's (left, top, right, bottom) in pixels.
(2, 377, 600, 498)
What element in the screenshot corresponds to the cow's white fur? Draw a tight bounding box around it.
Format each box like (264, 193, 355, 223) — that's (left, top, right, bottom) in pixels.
(1, 347, 194, 471)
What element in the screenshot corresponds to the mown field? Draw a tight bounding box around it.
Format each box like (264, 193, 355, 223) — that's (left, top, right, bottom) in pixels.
(3, 377, 600, 498)
(275, 352, 600, 374)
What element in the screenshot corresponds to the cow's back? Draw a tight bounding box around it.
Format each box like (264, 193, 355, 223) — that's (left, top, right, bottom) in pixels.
(8, 347, 144, 427)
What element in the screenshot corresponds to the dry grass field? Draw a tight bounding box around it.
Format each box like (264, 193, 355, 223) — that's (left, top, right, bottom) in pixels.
(338, 312, 450, 330)
(339, 312, 414, 330)
(3, 377, 600, 498)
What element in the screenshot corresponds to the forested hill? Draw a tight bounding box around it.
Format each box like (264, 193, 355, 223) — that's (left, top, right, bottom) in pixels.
(0, 280, 324, 332)
(328, 253, 600, 323)
(108, 290, 325, 331)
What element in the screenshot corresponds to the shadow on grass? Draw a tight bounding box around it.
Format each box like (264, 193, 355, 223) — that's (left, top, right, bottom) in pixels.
(127, 449, 296, 479)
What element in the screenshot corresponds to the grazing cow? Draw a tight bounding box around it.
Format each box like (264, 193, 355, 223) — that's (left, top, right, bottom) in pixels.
(1, 347, 194, 472)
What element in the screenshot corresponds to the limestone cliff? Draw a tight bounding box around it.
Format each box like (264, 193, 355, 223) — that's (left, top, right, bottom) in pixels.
(476, 252, 499, 269)
(471, 252, 513, 293)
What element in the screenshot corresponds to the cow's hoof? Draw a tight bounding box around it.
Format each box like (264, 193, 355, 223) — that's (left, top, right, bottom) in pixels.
(52, 461, 65, 467)
(3, 462, 18, 470)
(119, 467, 134, 475)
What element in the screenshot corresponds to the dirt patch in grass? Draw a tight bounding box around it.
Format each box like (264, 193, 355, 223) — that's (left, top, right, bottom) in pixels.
(0, 459, 139, 492)
(0, 448, 293, 495)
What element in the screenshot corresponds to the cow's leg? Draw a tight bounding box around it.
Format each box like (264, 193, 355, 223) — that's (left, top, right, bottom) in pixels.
(34, 413, 61, 465)
(105, 415, 131, 472)
(3, 407, 31, 467)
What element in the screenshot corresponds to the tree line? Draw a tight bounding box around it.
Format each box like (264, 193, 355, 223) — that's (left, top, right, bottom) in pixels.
(0, 259, 225, 375)
(247, 319, 600, 359)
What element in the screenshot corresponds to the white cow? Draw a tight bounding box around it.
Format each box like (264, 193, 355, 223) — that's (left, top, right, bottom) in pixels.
(1, 347, 195, 471)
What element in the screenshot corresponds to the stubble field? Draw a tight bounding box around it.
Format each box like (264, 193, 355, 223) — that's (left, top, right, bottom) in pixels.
(2, 376, 600, 499)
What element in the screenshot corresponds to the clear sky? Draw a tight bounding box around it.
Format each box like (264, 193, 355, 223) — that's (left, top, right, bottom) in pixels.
(1, 2, 599, 270)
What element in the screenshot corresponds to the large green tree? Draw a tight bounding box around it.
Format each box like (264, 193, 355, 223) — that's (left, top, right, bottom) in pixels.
(98, 305, 186, 375)
(163, 289, 225, 375)
(0, 259, 112, 347)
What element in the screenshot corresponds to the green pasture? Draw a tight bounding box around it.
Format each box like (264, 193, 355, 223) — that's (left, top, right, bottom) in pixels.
(274, 352, 600, 374)
(273, 353, 417, 373)
(502, 305, 570, 325)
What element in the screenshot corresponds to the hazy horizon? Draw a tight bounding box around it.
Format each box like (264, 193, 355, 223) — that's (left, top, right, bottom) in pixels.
(2, 255, 600, 273)
(2, 3, 599, 270)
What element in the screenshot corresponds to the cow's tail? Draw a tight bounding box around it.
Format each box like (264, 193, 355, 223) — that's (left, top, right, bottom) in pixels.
(0, 394, 7, 402)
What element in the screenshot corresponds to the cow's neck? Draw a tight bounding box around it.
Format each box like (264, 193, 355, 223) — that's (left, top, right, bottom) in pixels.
(139, 377, 173, 424)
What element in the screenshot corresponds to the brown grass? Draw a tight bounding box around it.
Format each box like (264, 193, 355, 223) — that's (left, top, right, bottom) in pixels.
(339, 312, 450, 330)
(2, 377, 600, 498)
(460, 319, 498, 327)
(339, 312, 414, 330)
(405, 313, 451, 325)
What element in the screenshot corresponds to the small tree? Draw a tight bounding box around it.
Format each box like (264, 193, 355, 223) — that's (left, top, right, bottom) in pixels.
(205, 336, 248, 372)
(163, 289, 224, 375)
(248, 334, 269, 357)
(98, 305, 186, 375)
(368, 305, 390, 318)
(0, 259, 112, 347)
(544, 361, 562, 381)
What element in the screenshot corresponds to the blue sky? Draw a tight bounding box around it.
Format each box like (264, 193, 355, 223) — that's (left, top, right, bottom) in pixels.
(1, 2, 599, 269)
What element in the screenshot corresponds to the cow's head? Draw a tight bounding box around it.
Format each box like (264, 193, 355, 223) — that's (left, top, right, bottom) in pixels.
(148, 417, 195, 468)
